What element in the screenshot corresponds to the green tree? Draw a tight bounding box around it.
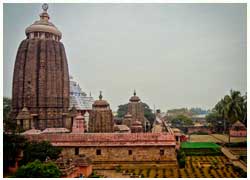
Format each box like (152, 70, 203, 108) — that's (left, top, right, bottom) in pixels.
(19, 141, 62, 166)
(3, 133, 27, 173)
(205, 111, 224, 132)
(189, 107, 208, 115)
(214, 90, 246, 143)
(171, 115, 193, 127)
(14, 160, 61, 178)
(3, 97, 16, 132)
(117, 103, 155, 124)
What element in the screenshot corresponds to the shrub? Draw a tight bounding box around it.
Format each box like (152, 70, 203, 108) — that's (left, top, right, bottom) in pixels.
(177, 149, 186, 168)
(14, 160, 60, 178)
(225, 141, 247, 148)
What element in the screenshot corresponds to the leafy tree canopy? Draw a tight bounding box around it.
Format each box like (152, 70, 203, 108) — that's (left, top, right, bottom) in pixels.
(117, 103, 155, 124)
(3, 97, 16, 132)
(189, 107, 208, 115)
(214, 90, 247, 126)
(19, 141, 62, 166)
(171, 115, 193, 127)
(14, 160, 61, 178)
(3, 133, 27, 173)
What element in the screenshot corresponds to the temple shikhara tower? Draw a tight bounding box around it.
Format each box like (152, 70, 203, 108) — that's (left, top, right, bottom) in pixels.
(89, 92, 114, 133)
(12, 4, 70, 130)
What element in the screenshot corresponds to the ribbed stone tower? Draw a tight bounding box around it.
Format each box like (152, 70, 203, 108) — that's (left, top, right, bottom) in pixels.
(89, 92, 114, 133)
(128, 90, 145, 125)
(12, 4, 69, 130)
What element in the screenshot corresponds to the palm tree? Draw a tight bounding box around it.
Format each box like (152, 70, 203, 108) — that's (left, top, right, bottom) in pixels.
(215, 98, 228, 134)
(215, 90, 245, 143)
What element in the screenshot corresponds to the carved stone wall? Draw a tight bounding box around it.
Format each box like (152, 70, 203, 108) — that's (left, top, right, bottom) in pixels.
(12, 39, 69, 130)
(128, 102, 145, 124)
(89, 109, 114, 133)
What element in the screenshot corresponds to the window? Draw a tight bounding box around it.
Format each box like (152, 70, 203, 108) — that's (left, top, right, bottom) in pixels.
(128, 150, 132, 155)
(96, 149, 101, 155)
(75, 147, 79, 155)
(160, 149, 164, 156)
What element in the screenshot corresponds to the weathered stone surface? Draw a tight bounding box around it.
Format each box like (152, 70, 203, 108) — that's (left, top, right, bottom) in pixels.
(127, 92, 146, 129)
(23, 133, 177, 167)
(12, 39, 69, 130)
(89, 93, 114, 133)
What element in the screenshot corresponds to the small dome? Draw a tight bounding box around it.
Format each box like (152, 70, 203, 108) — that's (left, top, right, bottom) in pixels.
(93, 91, 109, 107)
(129, 96, 140, 102)
(129, 90, 140, 102)
(25, 4, 62, 39)
(93, 100, 109, 107)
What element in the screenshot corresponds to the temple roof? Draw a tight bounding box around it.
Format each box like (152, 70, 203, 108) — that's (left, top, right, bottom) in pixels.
(232, 120, 246, 128)
(69, 77, 94, 110)
(129, 90, 141, 102)
(93, 91, 109, 107)
(132, 120, 143, 126)
(114, 125, 130, 132)
(25, 3, 62, 38)
(42, 128, 70, 134)
(16, 106, 32, 120)
(21, 128, 42, 135)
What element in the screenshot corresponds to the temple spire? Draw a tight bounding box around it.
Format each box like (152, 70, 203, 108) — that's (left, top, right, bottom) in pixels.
(42, 3, 49, 12)
(40, 3, 50, 21)
(99, 91, 103, 100)
(134, 90, 136, 96)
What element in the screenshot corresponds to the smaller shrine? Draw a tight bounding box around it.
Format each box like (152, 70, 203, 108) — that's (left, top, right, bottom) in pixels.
(230, 120, 247, 137)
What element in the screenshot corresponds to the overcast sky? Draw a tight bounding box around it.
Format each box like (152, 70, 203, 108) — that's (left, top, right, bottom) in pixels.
(3, 3, 246, 112)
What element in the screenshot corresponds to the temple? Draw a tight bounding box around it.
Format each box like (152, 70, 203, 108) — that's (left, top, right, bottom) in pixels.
(89, 92, 114, 133)
(12, 3, 70, 130)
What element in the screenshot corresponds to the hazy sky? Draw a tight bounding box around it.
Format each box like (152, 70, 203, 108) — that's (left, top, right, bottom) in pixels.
(3, 3, 247, 111)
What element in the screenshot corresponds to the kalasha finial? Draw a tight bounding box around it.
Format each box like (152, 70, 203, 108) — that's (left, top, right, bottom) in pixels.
(99, 91, 103, 100)
(42, 3, 49, 12)
(134, 90, 136, 96)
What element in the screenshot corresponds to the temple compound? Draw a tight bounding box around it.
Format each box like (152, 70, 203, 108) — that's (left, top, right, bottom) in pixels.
(13, 4, 178, 172)
(12, 4, 70, 130)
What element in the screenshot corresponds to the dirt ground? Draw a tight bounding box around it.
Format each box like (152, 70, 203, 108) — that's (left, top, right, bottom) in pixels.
(190, 134, 246, 143)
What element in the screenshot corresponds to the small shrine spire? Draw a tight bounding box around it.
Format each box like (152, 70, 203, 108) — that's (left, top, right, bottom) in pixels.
(133, 89, 136, 96)
(99, 91, 103, 100)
